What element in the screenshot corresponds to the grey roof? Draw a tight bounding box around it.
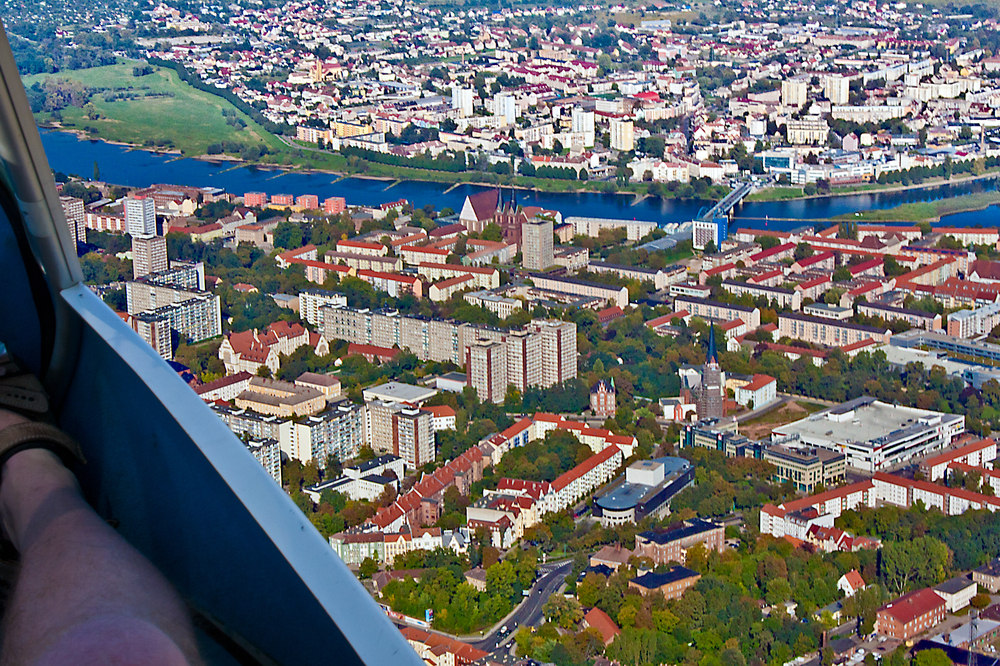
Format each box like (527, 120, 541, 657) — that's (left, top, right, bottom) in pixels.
(630, 566, 700, 589)
(934, 575, 976, 595)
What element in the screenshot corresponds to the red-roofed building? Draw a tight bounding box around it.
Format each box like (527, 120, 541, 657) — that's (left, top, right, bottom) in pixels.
(597, 306, 624, 324)
(876, 588, 946, 640)
(838, 569, 866, 597)
(920, 438, 998, 482)
(400, 626, 489, 665)
(734, 374, 776, 409)
(582, 607, 621, 645)
(346, 343, 402, 364)
(219, 321, 327, 375)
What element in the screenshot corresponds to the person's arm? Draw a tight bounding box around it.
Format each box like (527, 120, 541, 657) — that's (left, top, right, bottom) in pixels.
(0, 409, 201, 665)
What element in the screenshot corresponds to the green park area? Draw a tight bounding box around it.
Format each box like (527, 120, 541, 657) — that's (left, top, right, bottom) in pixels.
(836, 189, 1000, 222)
(23, 61, 287, 158)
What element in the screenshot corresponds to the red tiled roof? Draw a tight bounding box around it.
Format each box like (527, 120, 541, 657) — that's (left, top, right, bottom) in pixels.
(923, 438, 996, 468)
(742, 374, 775, 392)
(879, 588, 945, 625)
(583, 607, 621, 644)
(194, 371, 252, 395)
(552, 445, 620, 492)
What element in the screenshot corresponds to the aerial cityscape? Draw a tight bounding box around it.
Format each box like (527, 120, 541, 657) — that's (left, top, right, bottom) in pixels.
(10, 0, 1000, 661)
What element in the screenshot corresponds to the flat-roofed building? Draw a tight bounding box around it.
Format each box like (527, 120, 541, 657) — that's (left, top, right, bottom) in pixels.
(527, 273, 629, 308)
(772, 396, 965, 472)
(299, 289, 348, 327)
(779, 313, 891, 347)
(362, 382, 437, 407)
(674, 296, 760, 330)
(858, 302, 942, 331)
(722, 280, 801, 310)
(593, 457, 694, 526)
(947, 302, 1000, 338)
(763, 444, 846, 493)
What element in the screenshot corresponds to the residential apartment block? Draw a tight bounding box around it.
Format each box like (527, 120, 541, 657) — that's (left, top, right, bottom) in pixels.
(778, 313, 891, 347)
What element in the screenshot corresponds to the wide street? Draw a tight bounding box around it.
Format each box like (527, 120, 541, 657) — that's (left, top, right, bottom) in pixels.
(472, 559, 574, 652)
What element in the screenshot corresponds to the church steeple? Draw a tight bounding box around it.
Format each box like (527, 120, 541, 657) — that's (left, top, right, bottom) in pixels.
(706, 324, 718, 364)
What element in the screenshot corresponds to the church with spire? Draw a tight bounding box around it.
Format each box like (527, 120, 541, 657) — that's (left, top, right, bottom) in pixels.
(677, 325, 726, 421)
(696, 325, 725, 419)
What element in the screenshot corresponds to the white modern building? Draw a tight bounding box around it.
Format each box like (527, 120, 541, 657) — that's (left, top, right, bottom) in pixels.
(125, 196, 156, 237)
(771, 396, 965, 472)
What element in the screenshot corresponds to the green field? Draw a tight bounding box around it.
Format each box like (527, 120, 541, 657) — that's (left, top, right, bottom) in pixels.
(834, 190, 1000, 222)
(24, 61, 287, 157)
(746, 186, 806, 202)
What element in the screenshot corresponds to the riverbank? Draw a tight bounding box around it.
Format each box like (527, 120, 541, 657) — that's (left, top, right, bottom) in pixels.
(833, 189, 1000, 222)
(38, 128, 1000, 230)
(747, 170, 1000, 203)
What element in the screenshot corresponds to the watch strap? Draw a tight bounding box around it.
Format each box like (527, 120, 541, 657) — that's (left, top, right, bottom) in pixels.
(0, 422, 86, 471)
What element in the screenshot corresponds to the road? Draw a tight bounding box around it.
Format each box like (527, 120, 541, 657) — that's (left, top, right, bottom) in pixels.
(471, 560, 573, 652)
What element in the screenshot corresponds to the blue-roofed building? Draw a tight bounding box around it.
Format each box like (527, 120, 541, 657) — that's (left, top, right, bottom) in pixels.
(592, 456, 694, 526)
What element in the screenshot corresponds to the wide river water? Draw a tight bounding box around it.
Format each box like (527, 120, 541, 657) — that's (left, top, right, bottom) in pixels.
(40, 130, 1000, 231)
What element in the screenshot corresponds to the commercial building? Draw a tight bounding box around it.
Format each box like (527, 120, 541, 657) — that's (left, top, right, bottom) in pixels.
(633, 518, 725, 565)
(125, 195, 156, 236)
(131, 234, 168, 279)
(763, 445, 846, 493)
(592, 457, 694, 526)
(361, 382, 437, 407)
(692, 218, 727, 250)
(772, 396, 965, 472)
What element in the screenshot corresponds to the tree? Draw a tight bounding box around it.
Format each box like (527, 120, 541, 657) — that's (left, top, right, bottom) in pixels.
(359, 557, 378, 579)
(542, 594, 583, 629)
(912, 649, 954, 666)
(880, 537, 950, 593)
(703, 240, 717, 255)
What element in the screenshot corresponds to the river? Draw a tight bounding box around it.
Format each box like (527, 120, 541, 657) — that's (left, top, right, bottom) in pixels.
(40, 130, 1000, 231)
